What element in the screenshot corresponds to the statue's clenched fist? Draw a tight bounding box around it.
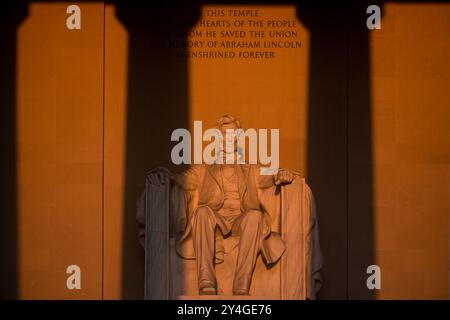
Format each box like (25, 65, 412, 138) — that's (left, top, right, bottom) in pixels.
(274, 168, 295, 185)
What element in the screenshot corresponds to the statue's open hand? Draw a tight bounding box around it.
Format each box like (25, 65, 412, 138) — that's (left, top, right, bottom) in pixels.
(148, 168, 171, 186)
(274, 168, 295, 185)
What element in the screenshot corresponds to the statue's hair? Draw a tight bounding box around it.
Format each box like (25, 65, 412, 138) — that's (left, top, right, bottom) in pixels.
(216, 114, 241, 130)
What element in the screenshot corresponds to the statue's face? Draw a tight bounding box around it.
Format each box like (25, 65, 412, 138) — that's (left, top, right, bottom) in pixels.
(220, 122, 238, 155)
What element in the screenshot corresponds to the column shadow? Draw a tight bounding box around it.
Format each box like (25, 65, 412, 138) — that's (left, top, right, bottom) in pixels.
(0, 0, 27, 299)
(114, 1, 199, 298)
(297, 1, 357, 299)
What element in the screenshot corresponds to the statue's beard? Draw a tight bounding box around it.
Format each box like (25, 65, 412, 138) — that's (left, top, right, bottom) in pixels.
(217, 147, 238, 163)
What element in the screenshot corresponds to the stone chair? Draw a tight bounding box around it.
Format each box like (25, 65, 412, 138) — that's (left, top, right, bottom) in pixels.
(137, 168, 323, 300)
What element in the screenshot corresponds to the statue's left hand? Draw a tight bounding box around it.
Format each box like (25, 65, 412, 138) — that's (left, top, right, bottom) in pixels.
(148, 167, 170, 186)
(275, 168, 295, 185)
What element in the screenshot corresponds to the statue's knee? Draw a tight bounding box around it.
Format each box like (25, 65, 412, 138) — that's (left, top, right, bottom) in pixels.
(194, 206, 213, 223)
(242, 209, 263, 225)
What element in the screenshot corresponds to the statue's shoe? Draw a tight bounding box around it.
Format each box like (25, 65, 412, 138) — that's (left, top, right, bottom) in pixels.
(199, 286, 217, 295)
(233, 289, 250, 296)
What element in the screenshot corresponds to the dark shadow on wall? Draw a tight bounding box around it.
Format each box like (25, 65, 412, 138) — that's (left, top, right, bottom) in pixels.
(113, 2, 198, 298)
(296, 2, 355, 299)
(0, 1, 27, 299)
(346, 1, 381, 299)
(298, 1, 380, 299)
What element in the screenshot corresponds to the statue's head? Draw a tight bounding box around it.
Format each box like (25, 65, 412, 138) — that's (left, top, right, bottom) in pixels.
(215, 114, 242, 159)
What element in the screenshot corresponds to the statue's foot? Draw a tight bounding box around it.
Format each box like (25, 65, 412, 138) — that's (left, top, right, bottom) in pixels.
(233, 289, 250, 296)
(199, 286, 217, 295)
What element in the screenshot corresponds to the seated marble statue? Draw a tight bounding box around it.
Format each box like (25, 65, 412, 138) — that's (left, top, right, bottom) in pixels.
(138, 114, 323, 299)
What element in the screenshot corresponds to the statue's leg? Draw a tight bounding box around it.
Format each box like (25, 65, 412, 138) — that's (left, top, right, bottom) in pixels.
(233, 209, 263, 295)
(191, 206, 217, 295)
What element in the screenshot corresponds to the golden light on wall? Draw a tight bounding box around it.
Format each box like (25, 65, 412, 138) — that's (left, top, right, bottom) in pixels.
(16, 2, 104, 298)
(370, 3, 450, 299)
(103, 4, 129, 299)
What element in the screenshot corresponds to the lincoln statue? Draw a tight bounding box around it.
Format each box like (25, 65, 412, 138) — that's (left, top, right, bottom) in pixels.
(148, 115, 294, 295)
(140, 114, 323, 299)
